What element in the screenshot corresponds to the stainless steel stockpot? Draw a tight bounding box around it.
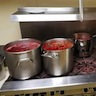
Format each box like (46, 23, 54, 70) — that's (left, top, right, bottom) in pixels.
(42, 38, 74, 76)
(73, 32, 92, 57)
(4, 38, 42, 80)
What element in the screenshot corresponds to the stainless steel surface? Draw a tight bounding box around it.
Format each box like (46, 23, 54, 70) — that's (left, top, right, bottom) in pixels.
(79, 0, 83, 21)
(4, 38, 42, 80)
(73, 33, 92, 57)
(1, 73, 96, 95)
(42, 38, 74, 76)
(11, 7, 96, 22)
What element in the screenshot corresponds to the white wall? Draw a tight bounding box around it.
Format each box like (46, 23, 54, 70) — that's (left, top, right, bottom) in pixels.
(0, 0, 96, 45)
(0, 0, 37, 45)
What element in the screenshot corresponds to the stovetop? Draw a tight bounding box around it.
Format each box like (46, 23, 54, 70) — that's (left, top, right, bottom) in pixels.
(6, 48, 96, 81)
(70, 54, 96, 75)
(1, 49, 96, 95)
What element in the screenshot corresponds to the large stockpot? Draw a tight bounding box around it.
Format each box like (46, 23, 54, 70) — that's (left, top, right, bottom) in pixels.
(4, 38, 42, 80)
(73, 32, 93, 57)
(42, 38, 74, 76)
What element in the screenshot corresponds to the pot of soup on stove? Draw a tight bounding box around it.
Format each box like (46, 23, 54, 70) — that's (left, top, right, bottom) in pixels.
(4, 38, 42, 80)
(73, 32, 93, 57)
(42, 38, 74, 76)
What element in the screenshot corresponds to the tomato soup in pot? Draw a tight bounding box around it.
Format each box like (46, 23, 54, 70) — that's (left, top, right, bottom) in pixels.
(5, 39, 40, 52)
(42, 39, 73, 51)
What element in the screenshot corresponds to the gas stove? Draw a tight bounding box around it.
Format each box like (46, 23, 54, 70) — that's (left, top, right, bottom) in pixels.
(6, 48, 96, 81)
(1, 49, 96, 96)
(70, 54, 96, 76)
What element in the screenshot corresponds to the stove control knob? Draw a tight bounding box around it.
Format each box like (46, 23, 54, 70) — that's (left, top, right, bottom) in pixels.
(40, 92, 46, 96)
(60, 90, 64, 95)
(93, 87, 96, 91)
(33, 93, 39, 96)
(84, 88, 88, 92)
(25, 94, 30, 96)
(50, 91, 54, 95)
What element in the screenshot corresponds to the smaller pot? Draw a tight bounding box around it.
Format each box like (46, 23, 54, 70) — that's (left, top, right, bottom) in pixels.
(92, 35, 96, 49)
(73, 32, 93, 57)
(42, 38, 74, 76)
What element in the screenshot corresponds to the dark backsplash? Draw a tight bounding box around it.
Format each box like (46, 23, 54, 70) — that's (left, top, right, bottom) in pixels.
(20, 20, 96, 41)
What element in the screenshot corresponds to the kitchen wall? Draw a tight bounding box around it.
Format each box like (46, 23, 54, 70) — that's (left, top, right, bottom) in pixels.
(38, 0, 96, 7)
(0, 0, 37, 45)
(0, 0, 96, 45)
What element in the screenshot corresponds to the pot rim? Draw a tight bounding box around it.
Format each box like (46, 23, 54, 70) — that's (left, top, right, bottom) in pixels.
(73, 32, 92, 41)
(4, 38, 41, 54)
(42, 38, 74, 52)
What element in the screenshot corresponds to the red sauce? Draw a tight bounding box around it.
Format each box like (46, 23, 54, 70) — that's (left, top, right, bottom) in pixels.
(76, 36, 91, 41)
(42, 40, 73, 51)
(6, 41, 40, 52)
(74, 33, 91, 41)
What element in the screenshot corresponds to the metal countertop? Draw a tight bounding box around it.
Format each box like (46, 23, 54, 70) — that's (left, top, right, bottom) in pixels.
(0, 73, 96, 95)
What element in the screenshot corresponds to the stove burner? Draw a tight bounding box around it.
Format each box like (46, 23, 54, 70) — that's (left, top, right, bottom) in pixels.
(70, 54, 96, 75)
(72, 62, 96, 75)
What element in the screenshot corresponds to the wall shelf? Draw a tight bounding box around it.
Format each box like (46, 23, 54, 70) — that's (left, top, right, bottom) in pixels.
(11, 7, 96, 22)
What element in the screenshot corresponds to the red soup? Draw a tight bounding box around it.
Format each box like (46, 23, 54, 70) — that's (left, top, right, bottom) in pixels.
(6, 41, 40, 52)
(42, 40, 73, 51)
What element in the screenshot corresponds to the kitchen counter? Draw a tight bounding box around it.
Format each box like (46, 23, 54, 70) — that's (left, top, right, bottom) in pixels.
(0, 72, 96, 95)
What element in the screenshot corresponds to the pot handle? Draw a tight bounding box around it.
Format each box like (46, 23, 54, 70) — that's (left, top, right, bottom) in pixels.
(16, 58, 33, 68)
(0, 55, 6, 67)
(41, 52, 58, 58)
(93, 35, 96, 38)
